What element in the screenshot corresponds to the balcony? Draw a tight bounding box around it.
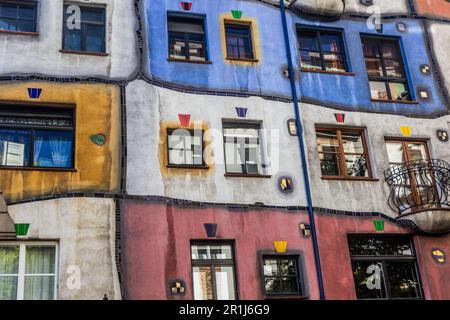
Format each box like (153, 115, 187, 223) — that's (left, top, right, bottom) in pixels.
(384, 159, 450, 234)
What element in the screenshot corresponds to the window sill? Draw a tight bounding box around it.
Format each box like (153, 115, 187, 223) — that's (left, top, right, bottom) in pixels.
(321, 176, 379, 182)
(301, 68, 355, 76)
(226, 57, 259, 63)
(0, 166, 77, 172)
(371, 99, 419, 105)
(167, 58, 212, 65)
(167, 164, 210, 170)
(60, 49, 109, 57)
(264, 295, 309, 300)
(0, 30, 39, 36)
(225, 173, 271, 179)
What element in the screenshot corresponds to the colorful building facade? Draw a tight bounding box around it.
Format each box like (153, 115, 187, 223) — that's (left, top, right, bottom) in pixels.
(1, 0, 449, 300)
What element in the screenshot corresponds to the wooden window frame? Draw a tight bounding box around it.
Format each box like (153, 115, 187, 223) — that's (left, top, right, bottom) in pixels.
(0, 0, 38, 34)
(316, 126, 374, 180)
(166, 128, 206, 168)
(224, 22, 254, 61)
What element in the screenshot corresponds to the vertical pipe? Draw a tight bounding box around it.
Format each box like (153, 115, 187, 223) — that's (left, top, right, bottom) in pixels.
(279, 0, 325, 300)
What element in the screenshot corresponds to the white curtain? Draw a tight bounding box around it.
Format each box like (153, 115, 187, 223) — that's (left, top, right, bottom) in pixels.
(24, 246, 55, 300)
(49, 137, 71, 167)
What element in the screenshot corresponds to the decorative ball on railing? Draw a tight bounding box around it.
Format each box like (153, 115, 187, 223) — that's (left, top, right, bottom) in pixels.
(290, 0, 346, 21)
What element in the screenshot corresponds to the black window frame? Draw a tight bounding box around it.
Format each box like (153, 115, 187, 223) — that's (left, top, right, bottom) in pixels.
(0, 0, 38, 33)
(222, 120, 265, 176)
(166, 128, 205, 168)
(167, 13, 208, 62)
(260, 253, 305, 298)
(361, 35, 412, 102)
(297, 27, 349, 72)
(190, 241, 238, 301)
(0, 103, 76, 170)
(62, 4, 106, 54)
(224, 22, 254, 61)
(348, 234, 424, 300)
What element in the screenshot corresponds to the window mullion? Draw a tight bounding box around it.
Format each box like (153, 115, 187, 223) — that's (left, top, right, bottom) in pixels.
(17, 244, 26, 300)
(317, 31, 326, 71)
(337, 130, 347, 176)
(381, 261, 391, 299)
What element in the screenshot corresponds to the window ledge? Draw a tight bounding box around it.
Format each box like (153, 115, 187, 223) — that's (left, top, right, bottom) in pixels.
(371, 99, 419, 105)
(264, 295, 309, 300)
(226, 57, 259, 63)
(60, 49, 109, 57)
(0, 166, 77, 172)
(321, 176, 379, 182)
(225, 173, 271, 179)
(0, 30, 39, 36)
(167, 58, 212, 65)
(301, 68, 355, 76)
(167, 164, 210, 170)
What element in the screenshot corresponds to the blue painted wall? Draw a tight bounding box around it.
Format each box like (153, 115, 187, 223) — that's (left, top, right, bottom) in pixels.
(145, 0, 447, 116)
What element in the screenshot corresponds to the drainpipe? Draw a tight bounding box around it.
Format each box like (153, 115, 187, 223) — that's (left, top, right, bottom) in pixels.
(279, 0, 325, 300)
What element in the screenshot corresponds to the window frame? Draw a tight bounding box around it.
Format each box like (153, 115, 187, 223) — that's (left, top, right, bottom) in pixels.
(224, 22, 255, 61)
(0, 103, 76, 170)
(0, 0, 38, 34)
(166, 12, 209, 63)
(297, 27, 349, 73)
(315, 125, 373, 180)
(361, 35, 413, 102)
(61, 3, 107, 54)
(166, 128, 206, 168)
(190, 240, 238, 301)
(347, 235, 424, 300)
(222, 120, 268, 177)
(0, 241, 59, 300)
(259, 253, 305, 298)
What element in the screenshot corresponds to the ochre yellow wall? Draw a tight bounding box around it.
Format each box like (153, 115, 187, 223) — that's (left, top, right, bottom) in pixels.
(0, 82, 121, 202)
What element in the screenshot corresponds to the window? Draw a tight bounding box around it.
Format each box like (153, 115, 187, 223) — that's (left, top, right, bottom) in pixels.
(223, 121, 264, 175)
(297, 28, 348, 72)
(167, 128, 204, 167)
(361, 36, 411, 101)
(0, 1, 37, 33)
(168, 15, 207, 62)
(63, 5, 106, 53)
(0, 243, 58, 300)
(348, 236, 423, 300)
(225, 23, 254, 60)
(262, 255, 303, 296)
(316, 127, 371, 178)
(191, 242, 236, 300)
(0, 105, 74, 169)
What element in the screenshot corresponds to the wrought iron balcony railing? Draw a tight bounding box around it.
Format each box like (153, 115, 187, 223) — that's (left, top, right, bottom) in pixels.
(384, 159, 450, 216)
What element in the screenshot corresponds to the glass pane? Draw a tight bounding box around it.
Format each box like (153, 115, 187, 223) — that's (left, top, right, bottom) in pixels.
(352, 261, 387, 299)
(24, 276, 55, 300)
(362, 38, 381, 58)
(169, 36, 187, 60)
(381, 41, 401, 59)
(264, 277, 299, 295)
(263, 259, 278, 276)
(81, 8, 104, 23)
(64, 28, 82, 51)
(388, 82, 410, 101)
(192, 266, 213, 300)
(85, 24, 105, 53)
(345, 154, 368, 177)
(188, 41, 205, 61)
(225, 141, 243, 173)
(1, 5, 17, 18)
(0, 246, 19, 275)
(407, 143, 427, 162)
(169, 149, 185, 165)
(348, 237, 413, 256)
(0, 129, 31, 166)
(25, 246, 56, 274)
(319, 153, 340, 176)
(33, 131, 73, 168)
(316, 131, 339, 153)
(18, 6, 35, 19)
(0, 276, 18, 300)
(320, 33, 343, 53)
(191, 244, 233, 260)
(342, 132, 364, 154)
(300, 50, 322, 70)
(215, 266, 236, 300)
(323, 53, 346, 72)
(386, 262, 422, 299)
(384, 59, 404, 78)
(386, 142, 405, 164)
(298, 30, 319, 51)
(365, 58, 383, 77)
(370, 81, 388, 100)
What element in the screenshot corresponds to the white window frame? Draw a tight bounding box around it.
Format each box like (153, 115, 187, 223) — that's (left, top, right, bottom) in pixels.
(0, 241, 59, 300)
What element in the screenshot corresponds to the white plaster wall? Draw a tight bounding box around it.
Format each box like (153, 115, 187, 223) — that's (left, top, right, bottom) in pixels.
(0, 0, 138, 79)
(126, 80, 307, 206)
(8, 198, 121, 300)
(302, 103, 450, 217)
(428, 22, 450, 94)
